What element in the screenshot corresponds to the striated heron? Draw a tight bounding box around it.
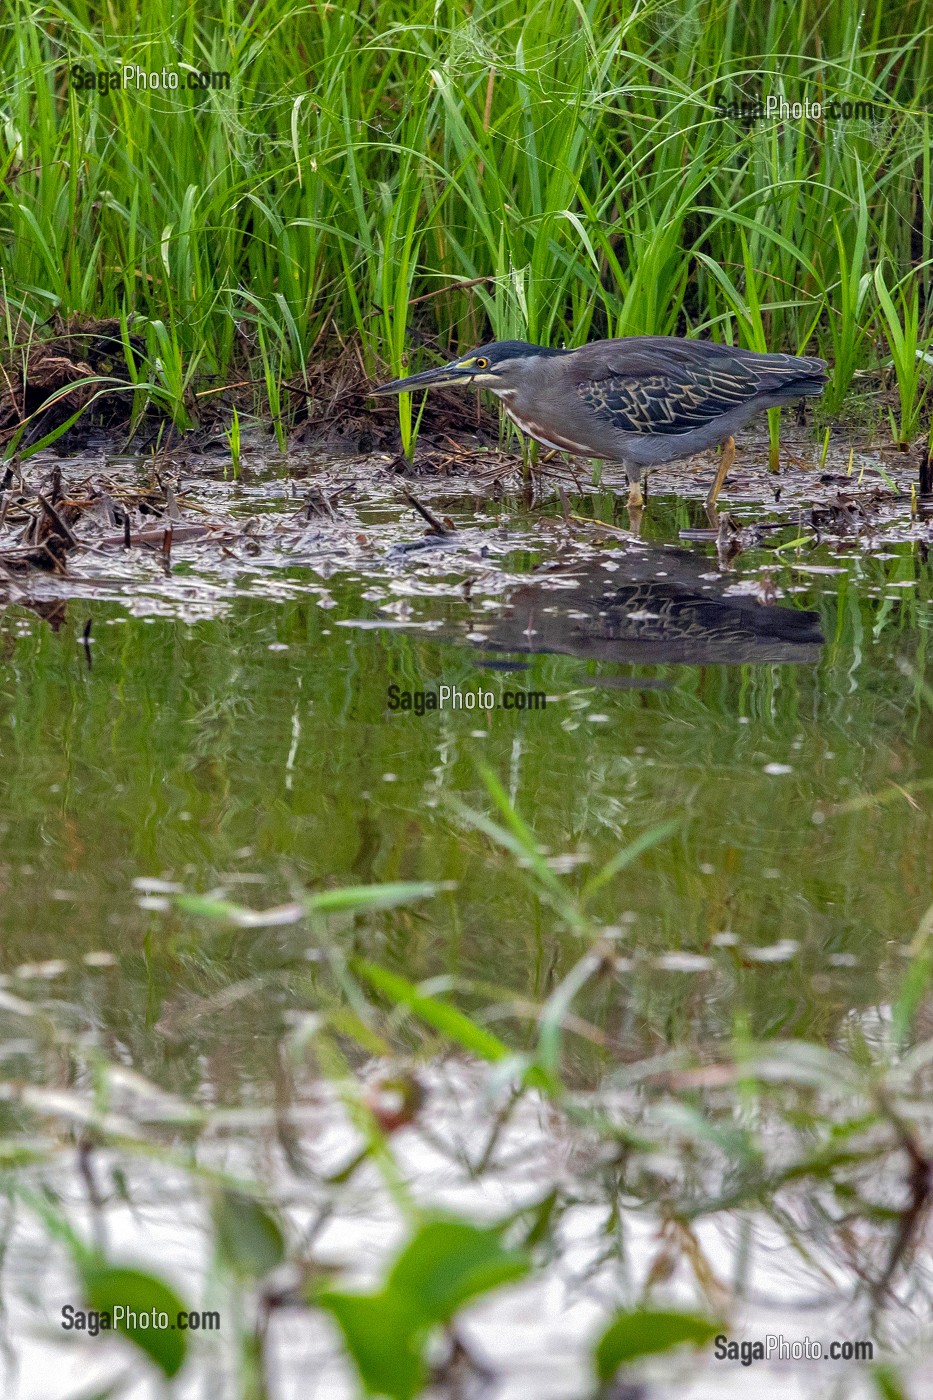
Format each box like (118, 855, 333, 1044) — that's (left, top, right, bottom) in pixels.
(371, 336, 828, 513)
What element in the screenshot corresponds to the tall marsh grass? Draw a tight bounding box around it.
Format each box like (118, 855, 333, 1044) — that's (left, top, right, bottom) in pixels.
(0, 0, 931, 439)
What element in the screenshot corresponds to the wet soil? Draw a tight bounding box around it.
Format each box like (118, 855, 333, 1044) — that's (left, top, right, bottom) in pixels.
(1, 419, 930, 624)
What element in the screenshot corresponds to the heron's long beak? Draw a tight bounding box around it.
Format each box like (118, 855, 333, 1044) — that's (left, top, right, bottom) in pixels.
(369, 362, 475, 396)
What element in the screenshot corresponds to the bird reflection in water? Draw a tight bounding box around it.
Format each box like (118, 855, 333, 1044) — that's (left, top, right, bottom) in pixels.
(473, 544, 823, 672)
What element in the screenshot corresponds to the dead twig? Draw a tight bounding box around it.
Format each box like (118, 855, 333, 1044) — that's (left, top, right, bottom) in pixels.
(872, 1091, 933, 1305)
(36, 492, 79, 547)
(400, 487, 455, 536)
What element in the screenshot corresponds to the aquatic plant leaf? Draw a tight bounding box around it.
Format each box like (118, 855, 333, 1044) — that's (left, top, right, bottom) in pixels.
(315, 1218, 528, 1398)
(174, 894, 304, 926)
(475, 764, 566, 896)
(873, 1363, 910, 1400)
(325, 1007, 392, 1055)
(315, 1288, 426, 1400)
(353, 961, 512, 1063)
(536, 950, 604, 1076)
(176, 882, 446, 928)
(305, 881, 450, 913)
(212, 1191, 285, 1278)
(16, 381, 150, 462)
(595, 1309, 721, 1379)
(581, 819, 681, 902)
(82, 1266, 188, 1377)
(892, 901, 933, 1049)
(387, 1219, 530, 1321)
(354, 961, 558, 1092)
(743, 1040, 863, 1090)
(651, 1102, 757, 1162)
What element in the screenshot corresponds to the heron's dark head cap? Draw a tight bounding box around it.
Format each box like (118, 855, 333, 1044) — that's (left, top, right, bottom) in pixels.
(370, 340, 563, 396)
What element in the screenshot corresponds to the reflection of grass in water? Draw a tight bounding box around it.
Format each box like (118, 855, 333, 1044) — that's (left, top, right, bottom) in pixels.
(0, 545, 931, 1041)
(1, 535, 931, 1390)
(2, 821, 932, 1396)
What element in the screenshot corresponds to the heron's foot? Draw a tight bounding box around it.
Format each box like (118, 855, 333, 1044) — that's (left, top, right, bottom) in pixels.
(715, 511, 742, 569)
(705, 436, 736, 517)
(626, 479, 644, 535)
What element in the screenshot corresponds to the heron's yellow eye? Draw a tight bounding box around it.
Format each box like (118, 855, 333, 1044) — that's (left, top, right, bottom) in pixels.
(475, 357, 488, 369)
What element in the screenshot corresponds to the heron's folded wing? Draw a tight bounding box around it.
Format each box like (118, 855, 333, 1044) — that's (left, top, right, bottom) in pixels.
(577, 364, 759, 437)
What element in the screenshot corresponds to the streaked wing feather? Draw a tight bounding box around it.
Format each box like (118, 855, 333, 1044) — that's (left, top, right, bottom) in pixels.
(579, 363, 761, 436)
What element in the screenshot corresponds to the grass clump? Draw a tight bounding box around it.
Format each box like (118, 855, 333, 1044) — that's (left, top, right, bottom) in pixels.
(0, 0, 930, 451)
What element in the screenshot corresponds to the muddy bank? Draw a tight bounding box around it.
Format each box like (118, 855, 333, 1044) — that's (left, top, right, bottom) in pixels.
(0, 431, 929, 609)
(0, 434, 928, 697)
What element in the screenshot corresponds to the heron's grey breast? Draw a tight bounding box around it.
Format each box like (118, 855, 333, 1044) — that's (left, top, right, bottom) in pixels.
(502, 358, 628, 459)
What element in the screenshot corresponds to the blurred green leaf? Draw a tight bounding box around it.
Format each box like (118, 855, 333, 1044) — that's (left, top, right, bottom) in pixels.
(354, 961, 558, 1093)
(475, 764, 567, 898)
(314, 1217, 528, 1398)
(892, 901, 933, 1049)
(315, 1288, 425, 1400)
(326, 1008, 392, 1056)
(892, 946, 933, 1051)
(743, 1040, 864, 1090)
(581, 820, 681, 902)
(520, 1189, 559, 1248)
(873, 1363, 909, 1400)
(82, 1266, 188, 1377)
(652, 1101, 758, 1162)
(595, 1309, 721, 1380)
(305, 881, 451, 913)
(536, 951, 603, 1077)
(176, 882, 448, 928)
(353, 961, 512, 1063)
(388, 1219, 530, 1322)
(212, 1191, 285, 1278)
(174, 894, 303, 926)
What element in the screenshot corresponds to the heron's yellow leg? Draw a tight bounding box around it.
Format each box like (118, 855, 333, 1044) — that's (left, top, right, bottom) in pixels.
(626, 478, 644, 535)
(706, 436, 736, 514)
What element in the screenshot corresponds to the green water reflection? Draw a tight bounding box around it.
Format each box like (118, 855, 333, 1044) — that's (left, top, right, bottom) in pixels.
(1, 503, 931, 1095)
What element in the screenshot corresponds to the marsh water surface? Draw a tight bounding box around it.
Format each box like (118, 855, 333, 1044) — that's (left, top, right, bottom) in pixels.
(1, 445, 931, 1398)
